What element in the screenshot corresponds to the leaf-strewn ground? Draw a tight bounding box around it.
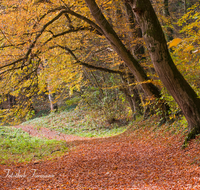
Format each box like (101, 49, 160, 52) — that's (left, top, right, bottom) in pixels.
(1, 120, 200, 189)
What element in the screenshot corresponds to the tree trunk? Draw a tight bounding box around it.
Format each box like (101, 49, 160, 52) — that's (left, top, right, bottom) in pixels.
(47, 81, 58, 112)
(128, 0, 200, 138)
(116, 2, 143, 118)
(124, 2, 145, 59)
(163, 0, 174, 41)
(120, 72, 142, 120)
(7, 94, 16, 109)
(85, 0, 170, 123)
(84, 0, 162, 100)
(183, 0, 187, 13)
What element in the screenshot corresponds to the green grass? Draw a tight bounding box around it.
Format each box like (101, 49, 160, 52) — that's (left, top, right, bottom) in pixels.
(0, 126, 68, 165)
(0, 107, 128, 164)
(23, 108, 128, 137)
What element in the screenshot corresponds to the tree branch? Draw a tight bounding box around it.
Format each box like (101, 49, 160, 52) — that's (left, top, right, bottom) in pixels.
(0, 58, 25, 70)
(34, 6, 103, 35)
(54, 45, 124, 75)
(43, 27, 94, 45)
(0, 42, 26, 49)
(25, 10, 67, 59)
(33, 6, 66, 28)
(65, 8, 104, 35)
(64, 13, 74, 30)
(0, 11, 66, 71)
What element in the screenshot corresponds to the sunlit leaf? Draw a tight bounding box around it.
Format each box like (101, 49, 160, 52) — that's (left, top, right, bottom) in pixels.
(168, 38, 182, 48)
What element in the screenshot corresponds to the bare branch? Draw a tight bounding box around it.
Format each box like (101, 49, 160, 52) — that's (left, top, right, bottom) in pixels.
(64, 13, 74, 30)
(56, 45, 77, 60)
(0, 29, 14, 47)
(0, 42, 26, 49)
(79, 61, 124, 75)
(0, 66, 21, 75)
(33, 6, 66, 28)
(33, 4, 103, 38)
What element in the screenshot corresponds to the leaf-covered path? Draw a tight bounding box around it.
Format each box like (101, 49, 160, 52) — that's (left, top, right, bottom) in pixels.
(1, 126, 200, 189)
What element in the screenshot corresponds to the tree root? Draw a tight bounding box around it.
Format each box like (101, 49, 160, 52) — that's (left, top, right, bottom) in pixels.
(182, 127, 200, 149)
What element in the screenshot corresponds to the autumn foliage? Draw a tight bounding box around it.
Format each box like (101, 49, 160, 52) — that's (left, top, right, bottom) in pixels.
(0, 1, 200, 188)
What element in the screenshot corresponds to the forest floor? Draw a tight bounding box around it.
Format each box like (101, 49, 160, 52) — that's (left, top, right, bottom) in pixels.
(1, 119, 200, 189)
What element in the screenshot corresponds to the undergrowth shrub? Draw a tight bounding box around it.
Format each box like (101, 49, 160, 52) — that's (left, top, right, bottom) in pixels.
(78, 86, 130, 125)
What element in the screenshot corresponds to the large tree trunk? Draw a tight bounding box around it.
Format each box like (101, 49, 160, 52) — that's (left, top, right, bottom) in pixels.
(84, 0, 162, 100)
(128, 0, 200, 139)
(84, 0, 170, 122)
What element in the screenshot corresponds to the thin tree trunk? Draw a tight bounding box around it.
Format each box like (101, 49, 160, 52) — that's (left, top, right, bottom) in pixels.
(183, 0, 187, 13)
(120, 73, 142, 120)
(47, 79, 58, 112)
(163, 0, 174, 41)
(128, 0, 200, 140)
(90, 71, 104, 98)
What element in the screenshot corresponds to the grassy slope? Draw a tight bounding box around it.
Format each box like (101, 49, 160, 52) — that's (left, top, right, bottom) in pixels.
(0, 108, 129, 164)
(22, 108, 128, 137)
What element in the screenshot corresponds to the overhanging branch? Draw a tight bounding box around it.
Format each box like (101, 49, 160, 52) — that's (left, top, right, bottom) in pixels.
(44, 27, 94, 45)
(0, 10, 67, 71)
(35, 6, 103, 35)
(53, 45, 125, 75)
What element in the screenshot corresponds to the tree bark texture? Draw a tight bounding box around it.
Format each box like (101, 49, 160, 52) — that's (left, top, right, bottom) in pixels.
(124, 2, 145, 59)
(128, 0, 200, 133)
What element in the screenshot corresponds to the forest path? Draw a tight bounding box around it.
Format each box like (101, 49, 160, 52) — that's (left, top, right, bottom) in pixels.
(1, 126, 200, 189)
(13, 125, 91, 142)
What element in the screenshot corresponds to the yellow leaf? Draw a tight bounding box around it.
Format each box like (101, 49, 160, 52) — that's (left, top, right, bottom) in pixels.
(184, 45, 194, 51)
(168, 38, 182, 48)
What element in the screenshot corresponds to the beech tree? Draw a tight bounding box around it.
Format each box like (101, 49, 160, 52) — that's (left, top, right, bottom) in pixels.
(127, 0, 200, 140)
